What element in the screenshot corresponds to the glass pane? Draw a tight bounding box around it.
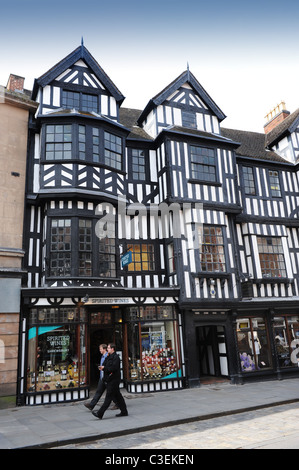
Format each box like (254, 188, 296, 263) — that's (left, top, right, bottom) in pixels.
(26, 325, 86, 392)
(127, 322, 140, 381)
(274, 316, 292, 368)
(237, 317, 272, 373)
(141, 321, 179, 380)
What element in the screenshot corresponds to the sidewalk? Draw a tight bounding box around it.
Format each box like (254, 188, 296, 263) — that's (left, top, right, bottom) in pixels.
(1, 378, 299, 449)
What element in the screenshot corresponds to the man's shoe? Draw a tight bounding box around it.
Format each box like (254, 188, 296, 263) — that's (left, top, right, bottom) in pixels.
(84, 402, 93, 411)
(115, 412, 128, 417)
(109, 404, 119, 410)
(92, 410, 103, 419)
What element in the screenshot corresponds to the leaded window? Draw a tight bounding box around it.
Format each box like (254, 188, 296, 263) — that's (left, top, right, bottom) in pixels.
(127, 243, 155, 272)
(50, 219, 71, 276)
(190, 145, 217, 182)
(78, 219, 92, 276)
(99, 238, 116, 277)
(257, 236, 286, 278)
(182, 111, 196, 129)
(269, 170, 281, 197)
(198, 225, 226, 272)
(243, 166, 256, 195)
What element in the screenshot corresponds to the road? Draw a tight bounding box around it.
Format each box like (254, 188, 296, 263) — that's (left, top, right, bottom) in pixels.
(53, 402, 299, 449)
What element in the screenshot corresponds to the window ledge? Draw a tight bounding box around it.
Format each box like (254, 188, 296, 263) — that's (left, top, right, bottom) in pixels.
(188, 179, 222, 187)
(253, 277, 293, 285)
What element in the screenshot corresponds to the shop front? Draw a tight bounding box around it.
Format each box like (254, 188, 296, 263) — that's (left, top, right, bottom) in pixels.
(18, 296, 183, 405)
(183, 307, 299, 388)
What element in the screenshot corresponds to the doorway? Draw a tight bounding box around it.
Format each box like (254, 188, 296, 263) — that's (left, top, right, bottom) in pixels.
(196, 325, 229, 382)
(89, 327, 114, 386)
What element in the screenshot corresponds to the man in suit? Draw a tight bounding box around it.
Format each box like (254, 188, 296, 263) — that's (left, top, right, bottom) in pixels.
(84, 343, 108, 410)
(92, 343, 128, 419)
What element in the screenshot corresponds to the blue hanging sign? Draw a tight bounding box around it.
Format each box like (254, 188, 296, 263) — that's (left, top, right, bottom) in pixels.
(121, 251, 132, 268)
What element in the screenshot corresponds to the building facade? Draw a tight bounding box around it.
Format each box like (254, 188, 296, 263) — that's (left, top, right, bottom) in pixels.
(0, 76, 37, 400)
(17, 43, 299, 405)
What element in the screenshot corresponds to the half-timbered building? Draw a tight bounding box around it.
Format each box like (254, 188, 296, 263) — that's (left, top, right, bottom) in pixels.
(18, 43, 299, 405)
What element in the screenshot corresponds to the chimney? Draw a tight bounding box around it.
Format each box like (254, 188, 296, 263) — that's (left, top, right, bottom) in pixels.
(6, 74, 25, 93)
(264, 101, 290, 134)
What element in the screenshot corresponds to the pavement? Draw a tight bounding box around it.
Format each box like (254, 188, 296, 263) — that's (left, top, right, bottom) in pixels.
(1, 378, 299, 449)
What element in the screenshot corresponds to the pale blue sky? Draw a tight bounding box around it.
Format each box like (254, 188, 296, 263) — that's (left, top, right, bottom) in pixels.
(2, 0, 299, 131)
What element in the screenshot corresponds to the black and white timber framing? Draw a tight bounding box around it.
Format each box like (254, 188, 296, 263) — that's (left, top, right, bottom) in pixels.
(18, 42, 299, 404)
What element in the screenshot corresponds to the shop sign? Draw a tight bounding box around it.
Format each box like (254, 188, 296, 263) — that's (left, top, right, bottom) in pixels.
(121, 251, 132, 268)
(84, 297, 132, 305)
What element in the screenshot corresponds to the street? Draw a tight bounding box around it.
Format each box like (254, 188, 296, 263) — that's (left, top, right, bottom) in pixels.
(54, 402, 299, 449)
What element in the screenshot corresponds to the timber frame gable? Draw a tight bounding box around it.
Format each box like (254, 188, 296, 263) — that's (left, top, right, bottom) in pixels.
(32, 42, 125, 121)
(137, 69, 226, 138)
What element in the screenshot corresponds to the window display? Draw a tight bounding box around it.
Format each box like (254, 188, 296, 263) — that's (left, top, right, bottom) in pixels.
(27, 308, 87, 393)
(237, 317, 272, 372)
(274, 316, 299, 368)
(125, 305, 180, 382)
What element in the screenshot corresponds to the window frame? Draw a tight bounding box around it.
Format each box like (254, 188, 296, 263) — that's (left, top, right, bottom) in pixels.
(197, 224, 227, 273)
(42, 122, 124, 171)
(257, 236, 287, 279)
(128, 148, 148, 181)
(48, 216, 118, 279)
(268, 169, 282, 198)
(189, 144, 218, 184)
(242, 165, 256, 196)
(61, 89, 100, 114)
(126, 242, 156, 272)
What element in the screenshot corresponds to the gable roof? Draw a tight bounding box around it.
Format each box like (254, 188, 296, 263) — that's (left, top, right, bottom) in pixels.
(137, 69, 226, 126)
(265, 108, 299, 147)
(221, 128, 288, 163)
(32, 44, 125, 104)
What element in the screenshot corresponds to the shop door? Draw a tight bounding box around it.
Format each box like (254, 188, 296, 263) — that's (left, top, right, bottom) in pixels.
(196, 325, 229, 378)
(89, 310, 115, 386)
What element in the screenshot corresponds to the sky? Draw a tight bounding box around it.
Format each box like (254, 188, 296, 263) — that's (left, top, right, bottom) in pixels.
(1, 0, 299, 132)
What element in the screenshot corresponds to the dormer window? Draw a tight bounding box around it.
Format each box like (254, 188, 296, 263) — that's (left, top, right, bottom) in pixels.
(182, 111, 196, 129)
(61, 90, 99, 113)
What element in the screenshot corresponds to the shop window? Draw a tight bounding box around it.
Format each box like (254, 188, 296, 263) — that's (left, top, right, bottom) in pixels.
(125, 306, 180, 382)
(257, 236, 286, 278)
(27, 308, 87, 393)
(273, 316, 299, 368)
(237, 317, 272, 372)
(198, 225, 226, 272)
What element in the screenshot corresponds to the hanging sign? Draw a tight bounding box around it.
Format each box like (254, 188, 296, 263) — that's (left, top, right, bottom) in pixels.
(121, 251, 132, 268)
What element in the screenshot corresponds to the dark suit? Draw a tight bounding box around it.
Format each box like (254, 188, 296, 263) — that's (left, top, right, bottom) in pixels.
(96, 351, 128, 418)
